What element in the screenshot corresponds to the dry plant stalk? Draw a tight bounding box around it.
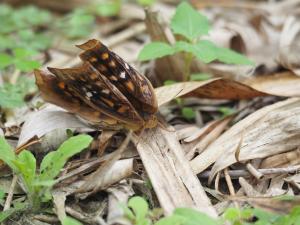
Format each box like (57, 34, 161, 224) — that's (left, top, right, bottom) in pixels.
(144, 9, 185, 83)
(133, 127, 217, 217)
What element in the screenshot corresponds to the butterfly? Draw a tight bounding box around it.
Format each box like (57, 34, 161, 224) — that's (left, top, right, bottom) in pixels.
(34, 39, 158, 131)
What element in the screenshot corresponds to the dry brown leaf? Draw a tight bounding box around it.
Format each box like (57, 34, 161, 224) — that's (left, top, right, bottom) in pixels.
(175, 125, 201, 142)
(265, 175, 287, 197)
(278, 15, 300, 75)
(184, 116, 233, 160)
(260, 148, 300, 169)
(76, 132, 133, 197)
(18, 105, 93, 147)
(191, 98, 300, 182)
(245, 72, 300, 97)
(107, 183, 134, 225)
(285, 174, 300, 191)
(231, 196, 300, 214)
(155, 79, 268, 107)
(144, 9, 185, 83)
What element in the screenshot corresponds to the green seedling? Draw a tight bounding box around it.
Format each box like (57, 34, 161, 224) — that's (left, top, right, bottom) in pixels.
(139, 2, 253, 81)
(0, 134, 92, 219)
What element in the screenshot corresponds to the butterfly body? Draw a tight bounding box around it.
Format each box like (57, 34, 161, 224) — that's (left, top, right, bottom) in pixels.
(35, 39, 158, 131)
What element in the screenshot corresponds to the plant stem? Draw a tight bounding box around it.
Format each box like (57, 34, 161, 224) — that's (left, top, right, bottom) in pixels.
(30, 191, 41, 212)
(183, 52, 194, 81)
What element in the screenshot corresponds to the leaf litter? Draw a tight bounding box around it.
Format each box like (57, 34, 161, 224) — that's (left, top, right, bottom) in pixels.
(1, 0, 300, 224)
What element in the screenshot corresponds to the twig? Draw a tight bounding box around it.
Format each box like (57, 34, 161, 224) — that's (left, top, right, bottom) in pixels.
(33, 215, 59, 224)
(246, 163, 264, 180)
(214, 171, 221, 194)
(66, 206, 107, 225)
(134, 127, 217, 217)
(4, 175, 18, 210)
(198, 165, 300, 179)
(224, 168, 235, 196)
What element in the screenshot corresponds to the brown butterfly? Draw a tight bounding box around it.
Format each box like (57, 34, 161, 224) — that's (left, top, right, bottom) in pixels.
(34, 39, 158, 131)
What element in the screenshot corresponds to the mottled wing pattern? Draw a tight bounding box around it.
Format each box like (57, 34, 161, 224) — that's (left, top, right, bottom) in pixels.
(44, 64, 144, 128)
(34, 69, 123, 128)
(77, 39, 158, 119)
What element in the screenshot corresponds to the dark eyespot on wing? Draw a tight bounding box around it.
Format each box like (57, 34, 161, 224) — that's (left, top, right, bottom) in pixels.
(46, 65, 143, 125)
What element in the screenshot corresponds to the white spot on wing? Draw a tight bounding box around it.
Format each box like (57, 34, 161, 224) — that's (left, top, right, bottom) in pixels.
(86, 92, 93, 97)
(102, 89, 110, 94)
(120, 71, 126, 79)
(125, 63, 130, 69)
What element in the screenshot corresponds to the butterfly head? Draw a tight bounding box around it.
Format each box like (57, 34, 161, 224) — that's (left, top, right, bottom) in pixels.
(144, 115, 158, 129)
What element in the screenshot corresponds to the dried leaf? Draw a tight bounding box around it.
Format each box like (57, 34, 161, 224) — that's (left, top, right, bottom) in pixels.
(190, 98, 300, 183)
(244, 72, 300, 97)
(18, 105, 94, 147)
(278, 15, 300, 75)
(155, 78, 268, 107)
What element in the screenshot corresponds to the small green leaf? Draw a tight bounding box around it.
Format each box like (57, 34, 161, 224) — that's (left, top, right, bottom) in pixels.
(39, 134, 93, 181)
(14, 59, 41, 72)
(128, 196, 149, 221)
(138, 42, 175, 61)
(174, 41, 217, 63)
(218, 107, 235, 117)
(174, 208, 220, 225)
(181, 107, 195, 120)
(190, 73, 212, 81)
(0, 202, 26, 223)
(95, 0, 121, 17)
(154, 215, 185, 225)
(57, 9, 95, 39)
(215, 46, 254, 65)
(0, 53, 14, 69)
(0, 85, 25, 108)
(137, 0, 156, 6)
(13, 6, 52, 27)
(223, 208, 241, 222)
(121, 203, 136, 221)
(178, 40, 254, 65)
(171, 2, 210, 41)
(0, 4, 12, 17)
(32, 179, 56, 187)
(252, 208, 279, 223)
(0, 136, 17, 170)
(164, 80, 177, 86)
(62, 216, 83, 225)
(0, 35, 15, 51)
(39, 151, 55, 176)
(15, 150, 36, 183)
(189, 41, 218, 63)
(13, 48, 38, 58)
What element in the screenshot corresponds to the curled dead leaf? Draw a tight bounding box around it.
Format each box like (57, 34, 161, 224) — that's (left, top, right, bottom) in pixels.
(155, 78, 268, 107)
(244, 72, 300, 97)
(190, 98, 300, 183)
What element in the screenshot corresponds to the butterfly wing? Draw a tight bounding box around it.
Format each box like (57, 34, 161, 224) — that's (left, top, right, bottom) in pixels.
(34, 69, 122, 128)
(77, 39, 158, 121)
(36, 63, 144, 130)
